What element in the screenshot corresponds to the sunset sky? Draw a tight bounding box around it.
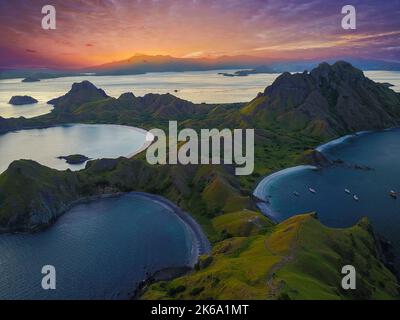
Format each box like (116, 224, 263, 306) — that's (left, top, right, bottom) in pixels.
(0, 0, 399, 69)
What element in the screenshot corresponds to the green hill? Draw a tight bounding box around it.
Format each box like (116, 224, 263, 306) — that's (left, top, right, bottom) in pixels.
(0, 158, 255, 241)
(143, 214, 399, 300)
(0, 160, 80, 232)
(245, 61, 400, 138)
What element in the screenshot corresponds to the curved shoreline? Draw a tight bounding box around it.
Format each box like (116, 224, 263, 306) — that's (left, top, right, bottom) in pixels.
(86, 192, 211, 299)
(0, 190, 211, 299)
(253, 165, 317, 200)
(128, 192, 211, 262)
(71, 192, 211, 278)
(315, 127, 399, 153)
(66, 191, 211, 299)
(0, 122, 149, 137)
(0, 120, 150, 137)
(253, 165, 317, 221)
(0, 123, 152, 174)
(46, 191, 211, 261)
(253, 127, 400, 221)
(0, 191, 210, 260)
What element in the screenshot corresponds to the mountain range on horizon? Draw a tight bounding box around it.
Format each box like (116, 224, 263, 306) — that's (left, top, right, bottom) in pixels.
(2, 54, 400, 80)
(87, 54, 400, 73)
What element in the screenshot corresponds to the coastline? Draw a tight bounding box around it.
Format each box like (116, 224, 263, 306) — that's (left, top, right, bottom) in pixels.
(88, 191, 212, 299)
(0, 119, 152, 137)
(0, 190, 211, 299)
(315, 127, 399, 153)
(253, 165, 317, 199)
(253, 127, 400, 222)
(0, 122, 150, 138)
(0, 191, 210, 261)
(253, 165, 317, 222)
(0, 123, 152, 174)
(72, 191, 211, 299)
(0, 192, 123, 234)
(129, 191, 211, 261)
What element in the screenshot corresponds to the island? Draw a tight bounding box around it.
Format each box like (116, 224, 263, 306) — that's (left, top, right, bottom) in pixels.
(8, 95, 38, 105)
(22, 76, 40, 82)
(218, 66, 275, 77)
(57, 154, 91, 165)
(380, 82, 395, 88)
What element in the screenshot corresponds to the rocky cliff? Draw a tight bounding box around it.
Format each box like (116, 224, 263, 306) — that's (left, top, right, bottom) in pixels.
(244, 61, 400, 138)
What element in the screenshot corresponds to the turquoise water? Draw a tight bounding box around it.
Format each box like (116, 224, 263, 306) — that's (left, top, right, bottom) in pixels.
(1, 70, 398, 118)
(255, 129, 400, 265)
(0, 124, 149, 173)
(0, 193, 195, 300)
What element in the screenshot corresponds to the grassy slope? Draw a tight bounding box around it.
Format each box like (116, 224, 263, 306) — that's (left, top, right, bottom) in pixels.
(212, 210, 273, 237)
(143, 214, 399, 300)
(0, 160, 80, 230)
(0, 157, 256, 242)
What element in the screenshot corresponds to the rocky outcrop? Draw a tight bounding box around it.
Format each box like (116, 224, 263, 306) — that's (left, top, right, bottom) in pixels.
(8, 95, 38, 105)
(43, 80, 208, 121)
(57, 154, 90, 164)
(0, 160, 82, 232)
(301, 149, 333, 167)
(47, 80, 109, 113)
(246, 61, 400, 138)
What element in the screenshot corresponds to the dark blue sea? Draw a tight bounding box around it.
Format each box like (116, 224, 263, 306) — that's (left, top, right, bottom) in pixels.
(255, 129, 400, 267)
(0, 193, 194, 299)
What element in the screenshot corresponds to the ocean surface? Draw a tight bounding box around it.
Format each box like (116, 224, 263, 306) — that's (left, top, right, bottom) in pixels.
(254, 128, 400, 267)
(0, 124, 149, 173)
(1, 70, 398, 118)
(0, 193, 195, 299)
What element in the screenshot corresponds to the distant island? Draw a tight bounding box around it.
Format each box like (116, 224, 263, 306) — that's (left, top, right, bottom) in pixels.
(22, 76, 40, 82)
(57, 154, 90, 164)
(8, 95, 38, 105)
(2, 55, 400, 81)
(218, 66, 275, 77)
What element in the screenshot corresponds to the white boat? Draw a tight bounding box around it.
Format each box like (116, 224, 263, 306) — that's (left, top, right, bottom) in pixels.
(309, 188, 316, 194)
(353, 195, 359, 201)
(390, 190, 397, 199)
(345, 189, 351, 194)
